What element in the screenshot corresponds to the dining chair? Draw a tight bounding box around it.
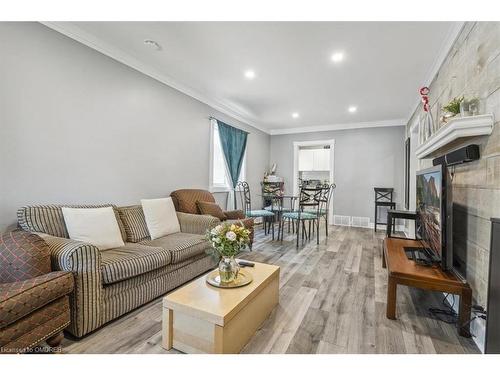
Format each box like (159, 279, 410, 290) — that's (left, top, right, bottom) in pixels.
(263, 194, 296, 235)
(309, 183, 336, 237)
(267, 194, 287, 240)
(237, 181, 277, 239)
(281, 185, 323, 247)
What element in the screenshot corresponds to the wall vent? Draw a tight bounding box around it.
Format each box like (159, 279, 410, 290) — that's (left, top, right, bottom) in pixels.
(351, 216, 370, 228)
(333, 215, 351, 226)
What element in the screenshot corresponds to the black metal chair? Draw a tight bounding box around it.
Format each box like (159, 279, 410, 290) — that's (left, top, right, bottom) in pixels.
(264, 195, 297, 236)
(259, 184, 280, 230)
(281, 185, 325, 247)
(237, 181, 276, 239)
(374, 187, 396, 232)
(308, 183, 336, 237)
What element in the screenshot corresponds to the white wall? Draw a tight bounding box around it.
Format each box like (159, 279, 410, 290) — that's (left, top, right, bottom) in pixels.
(270, 126, 406, 223)
(0, 22, 270, 231)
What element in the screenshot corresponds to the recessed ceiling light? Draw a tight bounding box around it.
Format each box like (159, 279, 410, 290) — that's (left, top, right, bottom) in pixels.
(348, 106, 357, 113)
(244, 70, 256, 80)
(331, 52, 344, 63)
(144, 39, 162, 51)
(292, 112, 300, 119)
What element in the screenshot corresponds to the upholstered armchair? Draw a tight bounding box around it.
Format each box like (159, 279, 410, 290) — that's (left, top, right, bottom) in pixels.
(170, 189, 254, 244)
(0, 230, 74, 353)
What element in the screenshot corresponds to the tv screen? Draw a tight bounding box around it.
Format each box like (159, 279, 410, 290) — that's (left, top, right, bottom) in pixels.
(416, 164, 452, 270)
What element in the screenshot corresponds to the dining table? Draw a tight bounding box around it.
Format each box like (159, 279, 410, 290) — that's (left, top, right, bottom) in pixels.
(258, 193, 298, 210)
(258, 193, 299, 237)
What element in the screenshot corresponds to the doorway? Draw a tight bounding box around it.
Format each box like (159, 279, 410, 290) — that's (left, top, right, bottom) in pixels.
(292, 139, 335, 223)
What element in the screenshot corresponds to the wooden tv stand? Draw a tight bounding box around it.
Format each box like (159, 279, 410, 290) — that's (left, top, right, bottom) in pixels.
(383, 237, 472, 337)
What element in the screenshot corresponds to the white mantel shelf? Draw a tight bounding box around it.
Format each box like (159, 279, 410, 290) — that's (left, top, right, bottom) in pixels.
(416, 114, 494, 159)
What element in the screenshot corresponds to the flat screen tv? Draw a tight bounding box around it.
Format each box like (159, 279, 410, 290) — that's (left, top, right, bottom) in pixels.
(416, 164, 453, 270)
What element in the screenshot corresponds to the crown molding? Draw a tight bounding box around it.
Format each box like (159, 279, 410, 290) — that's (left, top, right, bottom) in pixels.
(40, 21, 458, 138)
(40, 21, 271, 134)
(269, 118, 406, 135)
(405, 21, 465, 124)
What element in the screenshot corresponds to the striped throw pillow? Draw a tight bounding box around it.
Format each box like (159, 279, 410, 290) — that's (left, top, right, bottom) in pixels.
(116, 205, 150, 243)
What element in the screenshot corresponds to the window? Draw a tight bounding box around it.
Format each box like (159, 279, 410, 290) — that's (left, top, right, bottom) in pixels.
(209, 120, 246, 192)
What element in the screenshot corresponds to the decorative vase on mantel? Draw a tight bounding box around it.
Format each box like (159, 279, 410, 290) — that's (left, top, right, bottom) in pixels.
(218, 256, 240, 283)
(419, 86, 435, 142)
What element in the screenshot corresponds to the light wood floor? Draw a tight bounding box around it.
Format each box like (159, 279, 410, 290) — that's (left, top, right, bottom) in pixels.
(61, 225, 479, 354)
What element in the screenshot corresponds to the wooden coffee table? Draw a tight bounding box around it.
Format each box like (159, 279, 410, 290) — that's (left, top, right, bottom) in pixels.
(162, 261, 280, 354)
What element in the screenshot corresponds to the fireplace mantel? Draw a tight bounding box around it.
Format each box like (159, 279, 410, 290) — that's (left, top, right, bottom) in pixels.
(416, 114, 494, 159)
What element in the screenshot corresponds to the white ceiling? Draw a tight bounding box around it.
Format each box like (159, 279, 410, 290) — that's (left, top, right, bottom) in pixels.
(45, 22, 461, 134)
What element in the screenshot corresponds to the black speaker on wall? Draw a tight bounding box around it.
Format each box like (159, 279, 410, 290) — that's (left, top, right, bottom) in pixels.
(486, 218, 500, 354)
(432, 144, 480, 167)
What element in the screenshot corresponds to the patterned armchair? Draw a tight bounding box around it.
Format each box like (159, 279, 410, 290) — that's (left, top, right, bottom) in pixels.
(170, 189, 254, 244)
(0, 230, 74, 353)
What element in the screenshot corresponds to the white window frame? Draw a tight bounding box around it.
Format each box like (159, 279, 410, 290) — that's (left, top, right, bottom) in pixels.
(209, 119, 246, 193)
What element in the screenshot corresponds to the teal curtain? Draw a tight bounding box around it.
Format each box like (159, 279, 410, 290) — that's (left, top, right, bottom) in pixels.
(216, 120, 248, 190)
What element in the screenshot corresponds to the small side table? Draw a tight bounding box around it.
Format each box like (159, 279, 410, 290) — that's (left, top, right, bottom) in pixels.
(386, 209, 417, 239)
(383, 237, 472, 337)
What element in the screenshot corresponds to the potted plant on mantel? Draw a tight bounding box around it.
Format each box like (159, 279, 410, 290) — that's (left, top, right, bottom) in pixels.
(440, 95, 483, 124)
(440, 96, 463, 124)
(206, 223, 251, 283)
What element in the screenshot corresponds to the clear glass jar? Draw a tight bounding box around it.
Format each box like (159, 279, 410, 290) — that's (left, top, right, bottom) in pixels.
(460, 100, 472, 117)
(461, 94, 483, 117)
(218, 256, 240, 283)
(469, 98, 481, 116)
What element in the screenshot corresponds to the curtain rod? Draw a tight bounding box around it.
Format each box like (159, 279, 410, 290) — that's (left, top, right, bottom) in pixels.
(208, 116, 250, 134)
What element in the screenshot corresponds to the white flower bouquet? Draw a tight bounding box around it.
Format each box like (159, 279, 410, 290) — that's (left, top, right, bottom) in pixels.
(206, 222, 251, 258)
(206, 222, 251, 283)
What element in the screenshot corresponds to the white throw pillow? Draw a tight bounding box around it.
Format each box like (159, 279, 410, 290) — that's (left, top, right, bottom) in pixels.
(141, 197, 180, 240)
(62, 207, 125, 250)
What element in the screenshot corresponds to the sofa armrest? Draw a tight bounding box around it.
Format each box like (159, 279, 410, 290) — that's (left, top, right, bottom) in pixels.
(176, 212, 220, 235)
(38, 234, 101, 272)
(223, 209, 245, 220)
(36, 234, 102, 337)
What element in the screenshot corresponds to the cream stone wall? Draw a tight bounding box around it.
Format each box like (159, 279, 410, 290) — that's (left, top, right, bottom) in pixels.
(407, 22, 500, 308)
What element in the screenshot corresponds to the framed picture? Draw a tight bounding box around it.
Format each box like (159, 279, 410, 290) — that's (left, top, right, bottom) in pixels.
(404, 137, 410, 210)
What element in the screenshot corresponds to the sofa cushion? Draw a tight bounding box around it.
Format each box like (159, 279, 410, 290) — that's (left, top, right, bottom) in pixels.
(116, 205, 150, 243)
(100, 243, 172, 284)
(196, 201, 228, 220)
(140, 232, 210, 264)
(0, 271, 73, 329)
(17, 204, 127, 241)
(102, 253, 210, 299)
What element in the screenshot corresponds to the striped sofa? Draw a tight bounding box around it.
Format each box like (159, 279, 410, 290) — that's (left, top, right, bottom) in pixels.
(17, 204, 219, 338)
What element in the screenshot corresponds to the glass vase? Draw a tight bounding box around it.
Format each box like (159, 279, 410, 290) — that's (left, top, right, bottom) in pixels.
(460, 100, 472, 117)
(218, 256, 240, 283)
